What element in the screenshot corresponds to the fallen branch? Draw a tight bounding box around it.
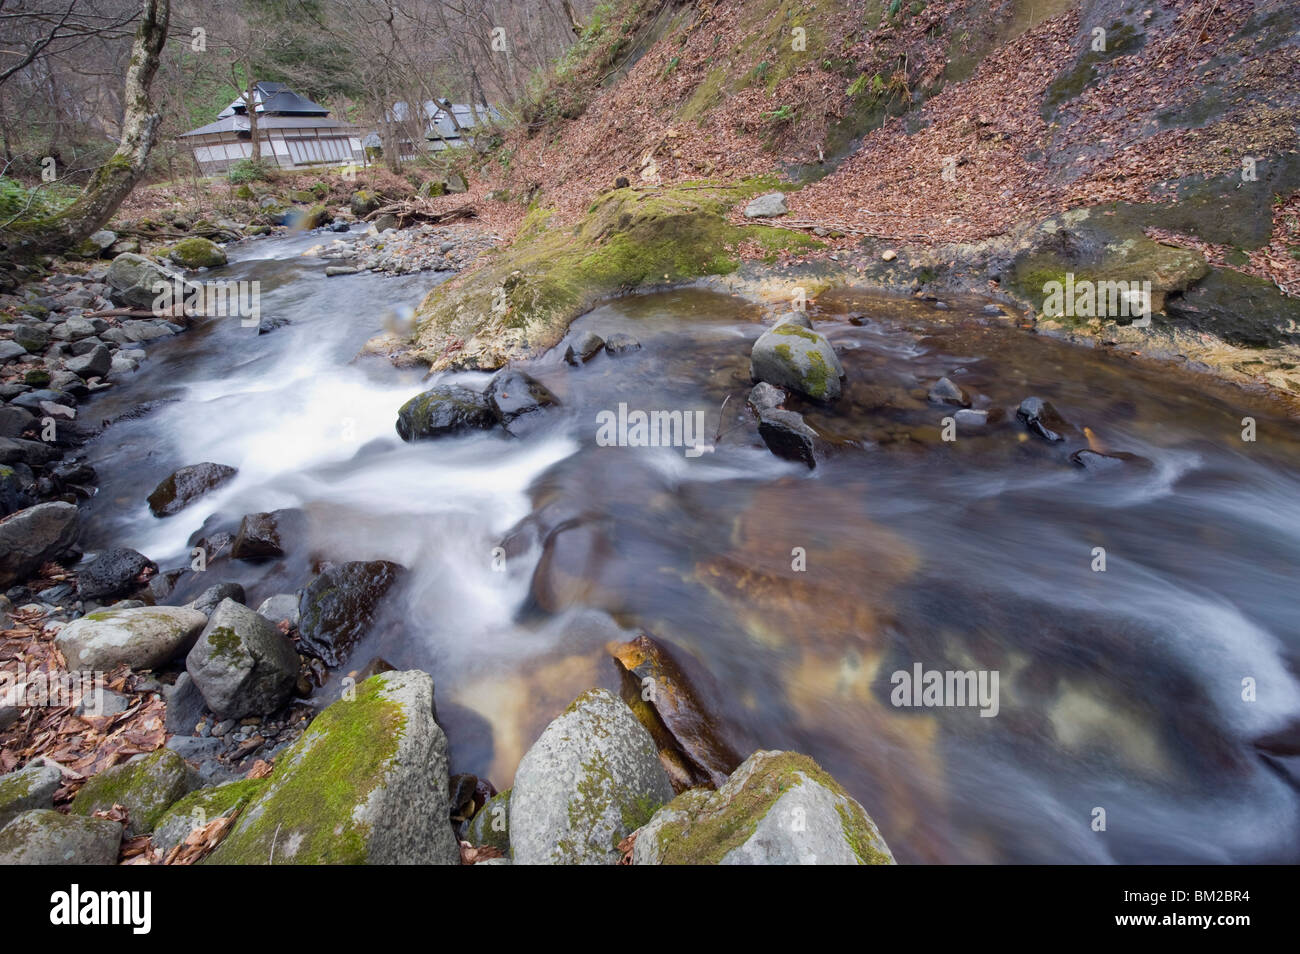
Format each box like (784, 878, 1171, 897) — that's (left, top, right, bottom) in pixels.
(366, 199, 476, 230)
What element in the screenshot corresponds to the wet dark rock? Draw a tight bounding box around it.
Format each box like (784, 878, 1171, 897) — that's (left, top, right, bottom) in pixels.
(354, 656, 396, 682)
(0, 466, 32, 517)
(296, 560, 405, 667)
(486, 369, 559, 425)
(1069, 448, 1152, 472)
(147, 462, 238, 517)
(927, 376, 971, 407)
(231, 508, 304, 561)
(564, 331, 605, 365)
(1015, 397, 1074, 443)
(603, 333, 642, 355)
(395, 384, 499, 441)
(756, 407, 818, 469)
(77, 547, 156, 602)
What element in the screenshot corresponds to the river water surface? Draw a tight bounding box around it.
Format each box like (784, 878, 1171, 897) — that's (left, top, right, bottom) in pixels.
(79, 227, 1300, 864)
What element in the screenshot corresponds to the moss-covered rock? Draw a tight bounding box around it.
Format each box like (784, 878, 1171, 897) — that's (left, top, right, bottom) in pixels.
(402, 181, 818, 370)
(0, 763, 62, 819)
(70, 748, 200, 837)
(205, 670, 459, 864)
(349, 190, 380, 217)
(0, 809, 122, 865)
(151, 776, 267, 857)
(750, 316, 845, 401)
(395, 384, 500, 441)
(168, 237, 228, 269)
(466, 788, 511, 853)
(185, 598, 299, 719)
(632, 749, 895, 865)
(509, 688, 673, 865)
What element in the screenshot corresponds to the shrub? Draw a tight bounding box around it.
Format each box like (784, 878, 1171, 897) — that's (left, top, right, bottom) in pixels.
(227, 159, 272, 184)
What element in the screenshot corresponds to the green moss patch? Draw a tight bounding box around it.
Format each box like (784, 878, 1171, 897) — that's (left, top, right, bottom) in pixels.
(204, 675, 406, 865)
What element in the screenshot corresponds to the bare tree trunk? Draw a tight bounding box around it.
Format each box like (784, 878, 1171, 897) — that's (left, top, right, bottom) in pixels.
(2, 0, 171, 257)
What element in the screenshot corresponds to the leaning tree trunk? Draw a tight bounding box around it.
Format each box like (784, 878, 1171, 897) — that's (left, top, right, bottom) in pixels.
(1, 0, 171, 258)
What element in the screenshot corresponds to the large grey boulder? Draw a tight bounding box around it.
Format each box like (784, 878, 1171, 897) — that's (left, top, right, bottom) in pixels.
(0, 501, 79, 587)
(510, 688, 673, 865)
(0, 810, 122, 864)
(633, 750, 895, 865)
(56, 605, 207, 671)
(70, 748, 200, 837)
(750, 322, 845, 401)
(0, 764, 63, 818)
(744, 192, 788, 218)
(106, 252, 184, 310)
(185, 599, 299, 719)
(65, 344, 112, 380)
(206, 670, 460, 864)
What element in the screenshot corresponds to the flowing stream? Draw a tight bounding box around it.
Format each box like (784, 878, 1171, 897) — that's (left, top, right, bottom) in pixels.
(77, 227, 1300, 864)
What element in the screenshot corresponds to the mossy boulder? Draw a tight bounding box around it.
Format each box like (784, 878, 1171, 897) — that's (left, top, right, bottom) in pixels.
(395, 383, 500, 441)
(168, 237, 227, 269)
(70, 748, 200, 837)
(350, 190, 380, 217)
(106, 252, 185, 310)
(0, 763, 62, 819)
(510, 688, 673, 865)
(151, 776, 267, 857)
(55, 605, 207, 671)
(750, 318, 845, 401)
(185, 598, 299, 719)
(1007, 209, 1209, 320)
(632, 750, 896, 865)
(1166, 266, 1300, 348)
(205, 670, 459, 864)
(403, 181, 816, 370)
(0, 810, 122, 864)
(466, 788, 511, 853)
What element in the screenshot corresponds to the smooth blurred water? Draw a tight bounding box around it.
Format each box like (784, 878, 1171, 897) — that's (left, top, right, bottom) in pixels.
(78, 230, 1300, 863)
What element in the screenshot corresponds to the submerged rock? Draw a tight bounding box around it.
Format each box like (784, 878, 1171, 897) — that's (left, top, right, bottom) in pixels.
(70, 748, 200, 837)
(55, 605, 207, 671)
(147, 462, 238, 517)
(564, 331, 605, 366)
(395, 384, 499, 441)
(603, 333, 641, 355)
(608, 634, 742, 791)
(0, 501, 79, 586)
(747, 381, 786, 412)
(186, 599, 299, 719)
(750, 321, 845, 401)
(927, 376, 970, 407)
(632, 750, 895, 865)
(510, 688, 673, 865)
(1015, 397, 1075, 442)
(1070, 448, 1151, 472)
(485, 369, 559, 432)
(0, 810, 122, 865)
(296, 560, 404, 667)
(206, 670, 459, 864)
